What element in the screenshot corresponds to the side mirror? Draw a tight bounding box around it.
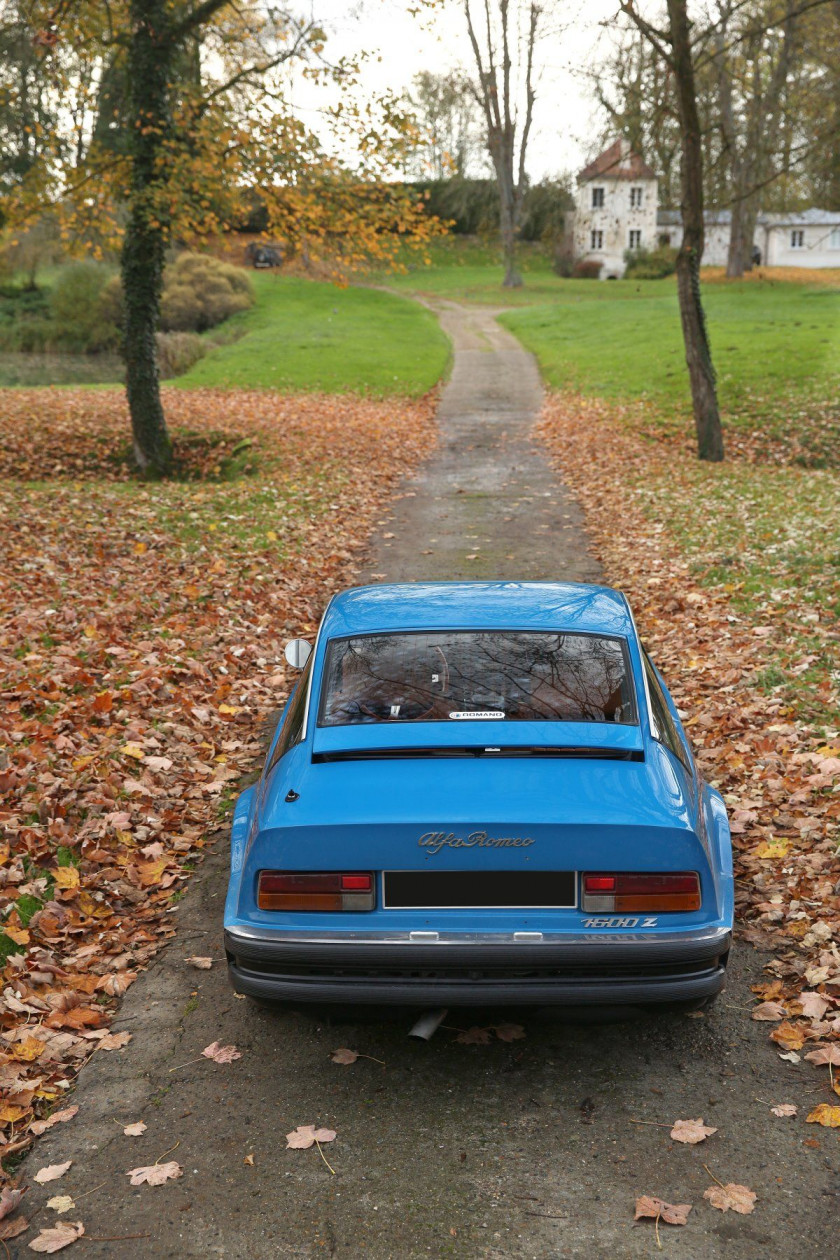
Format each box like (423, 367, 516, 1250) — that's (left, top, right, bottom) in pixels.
(284, 639, 312, 669)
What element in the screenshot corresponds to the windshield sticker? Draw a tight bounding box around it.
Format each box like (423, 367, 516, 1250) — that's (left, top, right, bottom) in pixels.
(448, 710, 505, 720)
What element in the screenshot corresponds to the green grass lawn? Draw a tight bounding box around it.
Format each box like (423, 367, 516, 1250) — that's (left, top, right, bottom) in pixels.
(500, 280, 840, 424)
(177, 272, 450, 396)
(379, 237, 562, 305)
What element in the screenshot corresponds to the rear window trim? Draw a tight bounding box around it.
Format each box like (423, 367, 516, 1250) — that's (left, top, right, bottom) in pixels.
(316, 627, 639, 729)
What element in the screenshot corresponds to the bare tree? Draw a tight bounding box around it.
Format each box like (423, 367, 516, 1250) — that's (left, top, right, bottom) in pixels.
(620, 0, 724, 461)
(711, 1, 799, 277)
(593, 26, 682, 210)
(405, 70, 482, 179)
(462, 0, 541, 287)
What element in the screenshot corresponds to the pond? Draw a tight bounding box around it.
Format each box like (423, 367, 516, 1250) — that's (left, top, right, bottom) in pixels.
(0, 352, 125, 387)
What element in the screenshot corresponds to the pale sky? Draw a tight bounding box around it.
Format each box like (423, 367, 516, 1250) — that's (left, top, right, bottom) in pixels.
(294, 0, 620, 181)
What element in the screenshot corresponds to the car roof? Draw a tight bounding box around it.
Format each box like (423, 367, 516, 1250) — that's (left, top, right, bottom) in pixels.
(321, 581, 634, 638)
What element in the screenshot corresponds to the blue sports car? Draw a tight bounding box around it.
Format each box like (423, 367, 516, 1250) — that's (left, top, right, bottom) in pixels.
(224, 582, 733, 1010)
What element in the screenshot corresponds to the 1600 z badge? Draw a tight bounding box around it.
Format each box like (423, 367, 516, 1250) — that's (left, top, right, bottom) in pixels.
(582, 916, 659, 928)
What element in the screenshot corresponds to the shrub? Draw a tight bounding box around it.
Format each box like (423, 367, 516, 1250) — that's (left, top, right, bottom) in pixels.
(572, 259, 602, 280)
(48, 263, 119, 351)
(159, 253, 254, 332)
(98, 273, 124, 327)
(624, 245, 678, 280)
(156, 331, 206, 378)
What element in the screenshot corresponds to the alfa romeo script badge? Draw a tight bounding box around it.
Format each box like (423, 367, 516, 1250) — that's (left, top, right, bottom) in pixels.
(419, 830, 535, 854)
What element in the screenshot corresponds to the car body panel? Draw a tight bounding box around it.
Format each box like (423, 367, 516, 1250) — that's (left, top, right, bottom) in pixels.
(224, 582, 733, 1006)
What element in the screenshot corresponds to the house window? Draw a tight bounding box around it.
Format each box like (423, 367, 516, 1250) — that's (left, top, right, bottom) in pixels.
(829, 228, 840, 249)
(591, 187, 605, 209)
(790, 229, 804, 249)
(590, 229, 604, 250)
(628, 229, 642, 250)
(629, 186, 643, 209)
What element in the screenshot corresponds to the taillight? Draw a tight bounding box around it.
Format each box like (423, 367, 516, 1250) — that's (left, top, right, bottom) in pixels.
(582, 872, 700, 913)
(257, 871, 374, 912)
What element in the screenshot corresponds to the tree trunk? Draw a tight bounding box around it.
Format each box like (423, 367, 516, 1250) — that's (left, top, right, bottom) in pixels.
(499, 176, 522, 287)
(667, 0, 724, 462)
(121, 0, 174, 476)
(726, 196, 750, 277)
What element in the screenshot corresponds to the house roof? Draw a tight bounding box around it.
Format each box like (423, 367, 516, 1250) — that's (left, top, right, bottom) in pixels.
(657, 206, 840, 228)
(578, 139, 656, 183)
(763, 208, 840, 227)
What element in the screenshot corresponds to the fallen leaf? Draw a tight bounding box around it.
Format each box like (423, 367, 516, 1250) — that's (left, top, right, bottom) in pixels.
(145, 755, 173, 773)
(0, 1216, 28, 1241)
(202, 1041, 241, 1064)
(34, 1162, 72, 1185)
(670, 1118, 718, 1145)
(330, 1048, 358, 1065)
(125, 1161, 183, 1186)
(634, 1195, 692, 1226)
(45, 1197, 75, 1215)
(243, 1153, 254, 1166)
(13, 1037, 47, 1063)
(770, 1104, 797, 1117)
(493, 1023, 526, 1042)
(53, 867, 80, 890)
(703, 1183, 757, 1214)
(769, 1022, 805, 1051)
(796, 992, 830, 1019)
(752, 838, 790, 859)
(751, 1000, 786, 1021)
(28, 1221, 84, 1252)
(121, 742, 145, 761)
(455, 1026, 493, 1045)
(778, 1050, 801, 1064)
(806, 1104, 840, 1128)
(285, 1125, 337, 1149)
(804, 1046, 840, 1067)
(123, 1122, 147, 1137)
(185, 956, 212, 970)
(97, 1031, 131, 1051)
(0, 1188, 24, 1221)
(0, 1103, 28, 1123)
(30, 1106, 79, 1136)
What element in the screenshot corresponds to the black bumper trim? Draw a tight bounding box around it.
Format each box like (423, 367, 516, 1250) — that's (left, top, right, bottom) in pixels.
(228, 964, 726, 1007)
(224, 929, 730, 1007)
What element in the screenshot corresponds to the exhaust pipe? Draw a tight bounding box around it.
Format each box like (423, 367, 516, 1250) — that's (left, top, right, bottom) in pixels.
(408, 1008, 448, 1042)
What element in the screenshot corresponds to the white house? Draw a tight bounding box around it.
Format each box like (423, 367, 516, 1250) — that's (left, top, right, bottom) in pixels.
(569, 139, 658, 278)
(573, 140, 840, 273)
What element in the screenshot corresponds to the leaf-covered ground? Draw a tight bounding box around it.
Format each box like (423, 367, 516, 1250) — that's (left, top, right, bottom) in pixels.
(0, 387, 436, 1172)
(538, 395, 840, 1064)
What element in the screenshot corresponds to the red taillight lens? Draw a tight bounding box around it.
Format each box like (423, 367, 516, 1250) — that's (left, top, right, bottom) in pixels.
(584, 876, 616, 893)
(258, 872, 374, 911)
(582, 872, 700, 913)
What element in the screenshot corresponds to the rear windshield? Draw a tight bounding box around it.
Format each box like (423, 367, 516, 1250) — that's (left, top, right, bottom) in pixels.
(318, 631, 636, 726)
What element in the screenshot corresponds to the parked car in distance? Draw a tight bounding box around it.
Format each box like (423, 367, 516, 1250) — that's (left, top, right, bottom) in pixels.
(224, 582, 733, 1011)
(244, 241, 283, 269)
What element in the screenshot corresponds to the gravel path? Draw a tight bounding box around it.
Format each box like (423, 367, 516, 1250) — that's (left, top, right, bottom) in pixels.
(17, 303, 837, 1259)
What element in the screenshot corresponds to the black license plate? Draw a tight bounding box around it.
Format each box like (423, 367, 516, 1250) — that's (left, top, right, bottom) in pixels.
(383, 870, 576, 909)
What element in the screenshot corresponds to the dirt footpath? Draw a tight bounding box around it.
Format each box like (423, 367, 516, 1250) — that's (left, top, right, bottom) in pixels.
(17, 303, 838, 1259)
